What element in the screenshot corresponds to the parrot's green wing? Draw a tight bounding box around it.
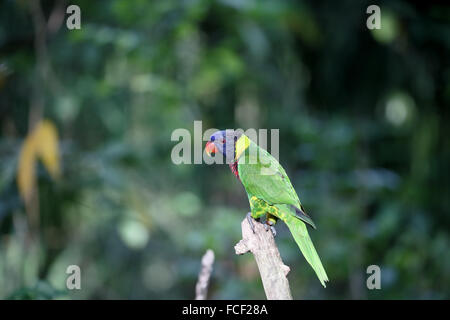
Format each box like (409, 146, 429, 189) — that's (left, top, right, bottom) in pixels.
(238, 142, 316, 228)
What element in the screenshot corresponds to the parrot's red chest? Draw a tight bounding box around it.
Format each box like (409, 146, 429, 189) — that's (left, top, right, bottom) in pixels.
(229, 161, 240, 181)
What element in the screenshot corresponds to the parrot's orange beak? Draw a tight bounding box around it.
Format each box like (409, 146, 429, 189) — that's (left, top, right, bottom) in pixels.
(205, 141, 218, 157)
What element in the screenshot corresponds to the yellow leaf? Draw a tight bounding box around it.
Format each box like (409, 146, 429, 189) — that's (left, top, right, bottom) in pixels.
(17, 119, 60, 202)
(17, 132, 37, 202)
(35, 120, 60, 179)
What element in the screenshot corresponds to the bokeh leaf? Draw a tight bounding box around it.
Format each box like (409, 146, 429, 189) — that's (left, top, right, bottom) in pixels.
(35, 120, 60, 179)
(17, 130, 37, 203)
(17, 120, 60, 202)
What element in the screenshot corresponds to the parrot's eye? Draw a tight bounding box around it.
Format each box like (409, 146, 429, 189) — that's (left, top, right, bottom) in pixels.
(211, 136, 215, 142)
(220, 139, 225, 144)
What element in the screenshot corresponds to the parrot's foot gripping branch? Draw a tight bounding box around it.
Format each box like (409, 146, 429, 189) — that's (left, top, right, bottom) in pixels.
(246, 212, 276, 237)
(246, 212, 257, 234)
(264, 222, 277, 237)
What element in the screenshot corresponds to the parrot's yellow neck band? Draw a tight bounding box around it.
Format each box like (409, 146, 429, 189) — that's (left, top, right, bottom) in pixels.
(235, 134, 250, 160)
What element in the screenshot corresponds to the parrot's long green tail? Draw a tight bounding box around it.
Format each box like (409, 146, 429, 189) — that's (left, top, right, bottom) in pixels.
(285, 214, 329, 287)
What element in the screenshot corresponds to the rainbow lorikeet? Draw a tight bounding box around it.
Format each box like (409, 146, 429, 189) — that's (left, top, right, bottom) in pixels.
(205, 130, 329, 287)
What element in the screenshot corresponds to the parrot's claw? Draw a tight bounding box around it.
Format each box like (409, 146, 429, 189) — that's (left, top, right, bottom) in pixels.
(270, 226, 277, 237)
(264, 222, 277, 237)
(246, 212, 256, 234)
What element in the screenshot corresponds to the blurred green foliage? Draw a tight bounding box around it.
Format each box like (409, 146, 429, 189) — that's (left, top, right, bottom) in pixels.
(0, 0, 449, 299)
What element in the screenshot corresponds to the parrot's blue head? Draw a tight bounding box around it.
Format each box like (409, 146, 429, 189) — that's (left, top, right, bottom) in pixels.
(205, 129, 243, 164)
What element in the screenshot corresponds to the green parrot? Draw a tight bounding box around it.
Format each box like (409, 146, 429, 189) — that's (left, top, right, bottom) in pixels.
(205, 130, 329, 287)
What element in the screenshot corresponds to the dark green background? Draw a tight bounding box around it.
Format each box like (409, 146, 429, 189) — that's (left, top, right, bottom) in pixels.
(0, 0, 449, 299)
